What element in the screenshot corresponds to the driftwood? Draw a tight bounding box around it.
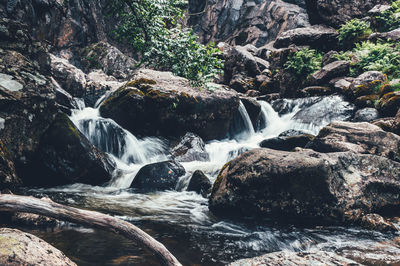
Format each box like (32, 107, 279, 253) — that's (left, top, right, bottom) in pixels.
(0, 194, 182, 266)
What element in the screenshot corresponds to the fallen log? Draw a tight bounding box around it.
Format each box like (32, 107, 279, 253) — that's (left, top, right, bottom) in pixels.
(0, 194, 182, 266)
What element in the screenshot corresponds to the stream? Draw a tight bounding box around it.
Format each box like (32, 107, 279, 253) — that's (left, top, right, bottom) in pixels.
(19, 94, 400, 265)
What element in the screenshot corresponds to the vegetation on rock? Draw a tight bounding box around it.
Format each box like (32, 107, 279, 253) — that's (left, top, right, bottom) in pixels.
(284, 48, 322, 80)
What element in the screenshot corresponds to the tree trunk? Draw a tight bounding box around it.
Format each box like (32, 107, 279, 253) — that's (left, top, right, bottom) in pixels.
(0, 194, 181, 266)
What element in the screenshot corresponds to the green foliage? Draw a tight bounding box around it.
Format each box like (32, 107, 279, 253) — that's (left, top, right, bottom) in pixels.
(351, 41, 400, 79)
(108, 0, 223, 88)
(337, 19, 372, 47)
(284, 48, 322, 80)
(374, 0, 400, 32)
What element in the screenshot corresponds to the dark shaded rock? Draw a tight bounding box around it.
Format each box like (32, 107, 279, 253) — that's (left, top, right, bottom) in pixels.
(171, 133, 209, 163)
(346, 71, 387, 99)
(371, 110, 400, 135)
(274, 25, 339, 51)
(100, 69, 240, 141)
(130, 160, 185, 191)
(80, 42, 137, 79)
(0, 228, 76, 266)
(361, 213, 397, 232)
(377, 91, 400, 117)
(260, 134, 314, 151)
(308, 61, 350, 85)
(322, 50, 339, 66)
(305, 0, 390, 28)
(209, 148, 400, 222)
(188, 0, 309, 47)
(0, 140, 21, 190)
(34, 113, 115, 187)
(279, 129, 309, 137)
(11, 212, 58, 228)
(355, 94, 379, 108)
(240, 97, 262, 129)
(353, 108, 380, 122)
(306, 121, 400, 162)
(230, 251, 360, 266)
(187, 170, 212, 197)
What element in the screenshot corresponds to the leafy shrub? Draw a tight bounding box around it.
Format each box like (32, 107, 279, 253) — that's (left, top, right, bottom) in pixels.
(108, 0, 223, 88)
(284, 48, 322, 79)
(374, 0, 400, 32)
(337, 19, 372, 47)
(351, 41, 400, 79)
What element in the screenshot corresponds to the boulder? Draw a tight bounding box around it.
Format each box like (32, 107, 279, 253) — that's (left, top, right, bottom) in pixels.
(308, 61, 350, 85)
(299, 86, 333, 97)
(353, 108, 380, 122)
(368, 4, 392, 16)
(188, 0, 310, 47)
(230, 251, 360, 266)
(377, 91, 400, 117)
(50, 54, 87, 98)
(187, 170, 212, 197)
(259, 134, 314, 151)
(130, 160, 186, 191)
(209, 148, 400, 222)
(305, 0, 390, 27)
(85, 70, 123, 107)
(306, 121, 400, 162)
(346, 71, 387, 99)
(80, 42, 137, 79)
(322, 50, 339, 66)
(100, 69, 240, 141)
(33, 113, 115, 187)
(171, 133, 209, 163)
(274, 25, 339, 51)
(0, 228, 76, 266)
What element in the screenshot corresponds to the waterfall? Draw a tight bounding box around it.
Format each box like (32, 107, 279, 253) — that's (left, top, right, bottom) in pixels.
(229, 101, 255, 139)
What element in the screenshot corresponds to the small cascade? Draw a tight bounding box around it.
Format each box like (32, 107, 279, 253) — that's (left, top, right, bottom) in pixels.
(229, 101, 255, 139)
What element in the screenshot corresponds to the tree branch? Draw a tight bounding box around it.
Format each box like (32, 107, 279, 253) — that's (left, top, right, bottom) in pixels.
(0, 194, 181, 266)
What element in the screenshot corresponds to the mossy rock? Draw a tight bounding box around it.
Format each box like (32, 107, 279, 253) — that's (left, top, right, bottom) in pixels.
(377, 91, 400, 117)
(355, 94, 379, 108)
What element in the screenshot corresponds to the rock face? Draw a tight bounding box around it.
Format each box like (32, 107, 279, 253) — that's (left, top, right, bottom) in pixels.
(209, 148, 400, 222)
(274, 25, 338, 50)
(171, 133, 210, 163)
(100, 69, 240, 141)
(230, 251, 360, 266)
(0, 141, 21, 190)
(34, 113, 115, 186)
(0, 228, 76, 266)
(130, 160, 186, 191)
(309, 60, 350, 85)
(187, 170, 212, 196)
(187, 0, 309, 47)
(305, 0, 390, 28)
(307, 121, 400, 162)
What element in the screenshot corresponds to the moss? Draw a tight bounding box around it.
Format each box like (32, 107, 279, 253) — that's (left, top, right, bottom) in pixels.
(126, 78, 156, 90)
(212, 162, 230, 194)
(0, 235, 21, 256)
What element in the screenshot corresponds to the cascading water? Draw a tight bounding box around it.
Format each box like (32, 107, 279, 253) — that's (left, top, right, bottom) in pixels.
(26, 93, 396, 266)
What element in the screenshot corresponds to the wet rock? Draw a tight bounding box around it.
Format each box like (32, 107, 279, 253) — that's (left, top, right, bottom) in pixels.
(305, 0, 390, 27)
(210, 148, 400, 222)
(308, 61, 350, 85)
(361, 213, 397, 232)
(0, 73, 23, 92)
(188, 0, 310, 47)
(240, 97, 262, 129)
(353, 108, 380, 122)
(11, 212, 58, 227)
(100, 69, 240, 141)
(80, 42, 137, 80)
(0, 228, 76, 266)
(377, 91, 400, 117)
(0, 140, 21, 190)
(306, 121, 400, 162)
(34, 113, 115, 187)
(279, 129, 310, 137)
(230, 251, 360, 266)
(130, 160, 186, 191)
(85, 70, 123, 107)
(346, 71, 386, 99)
(171, 133, 209, 163)
(187, 170, 212, 197)
(274, 25, 339, 51)
(259, 134, 314, 151)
